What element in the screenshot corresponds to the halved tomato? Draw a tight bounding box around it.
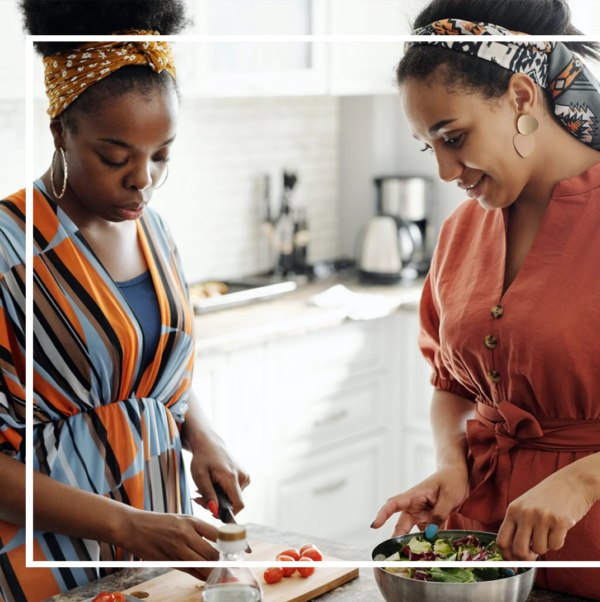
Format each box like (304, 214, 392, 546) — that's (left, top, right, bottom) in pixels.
(92, 594, 116, 602)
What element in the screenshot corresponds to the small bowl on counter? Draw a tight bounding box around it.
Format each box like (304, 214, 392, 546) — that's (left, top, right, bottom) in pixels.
(372, 530, 537, 602)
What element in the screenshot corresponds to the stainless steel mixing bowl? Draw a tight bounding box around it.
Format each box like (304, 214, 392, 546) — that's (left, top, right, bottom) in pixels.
(372, 530, 537, 602)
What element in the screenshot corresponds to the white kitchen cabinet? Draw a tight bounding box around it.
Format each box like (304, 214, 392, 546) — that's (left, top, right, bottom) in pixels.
(401, 430, 437, 491)
(394, 306, 437, 492)
(186, 0, 328, 97)
(187, 308, 435, 546)
(274, 434, 387, 541)
(328, 0, 409, 95)
(1, 1, 25, 100)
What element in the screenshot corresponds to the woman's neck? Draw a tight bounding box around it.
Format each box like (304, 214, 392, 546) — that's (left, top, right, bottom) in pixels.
(516, 118, 600, 212)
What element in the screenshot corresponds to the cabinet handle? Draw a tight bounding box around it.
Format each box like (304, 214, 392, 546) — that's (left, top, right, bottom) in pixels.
(313, 409, 348, 428)
(312, 478, 348, 496)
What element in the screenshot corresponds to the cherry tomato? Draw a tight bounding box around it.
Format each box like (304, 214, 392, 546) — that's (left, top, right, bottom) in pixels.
(297, 557, 315, 578)
(299, 543, 317, 555)
(92, 594, 116, 602)
(279, 547, 300, 561)
(111, 595, 126, 602)
(264, 567, 284, 584)
(301, 547, 323, 562)
(276, 554, 296, 577)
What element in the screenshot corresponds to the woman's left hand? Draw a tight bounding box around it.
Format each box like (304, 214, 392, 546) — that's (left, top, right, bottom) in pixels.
(189, 433, 250, 516)
(497, 463, 598, 560)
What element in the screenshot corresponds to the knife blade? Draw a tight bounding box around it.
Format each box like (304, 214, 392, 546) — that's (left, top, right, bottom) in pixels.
(213, 482, 252, 554)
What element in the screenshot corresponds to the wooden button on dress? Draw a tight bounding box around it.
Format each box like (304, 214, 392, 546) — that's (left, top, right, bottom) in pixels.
(484, 335, 498, 349)
(487, 370, 501, 384)
(491, 305, 504, 319)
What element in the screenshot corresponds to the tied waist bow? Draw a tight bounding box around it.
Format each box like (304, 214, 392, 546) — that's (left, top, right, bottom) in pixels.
(459, 401, 600, 523)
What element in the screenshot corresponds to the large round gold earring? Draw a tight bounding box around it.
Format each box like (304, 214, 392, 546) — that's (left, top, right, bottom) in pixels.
(155, 163, 169, 190)
(513, 115, 539, 158)
(50, 148, 68, 199)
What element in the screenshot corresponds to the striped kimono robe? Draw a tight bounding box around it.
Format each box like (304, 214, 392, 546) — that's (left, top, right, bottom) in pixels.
(0, 181, 195, 602)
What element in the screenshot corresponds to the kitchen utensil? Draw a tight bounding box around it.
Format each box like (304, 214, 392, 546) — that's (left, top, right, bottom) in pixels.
(213, 482, 252, 554)
(372, 530, 537, 602)
(119, 542, 359, 602)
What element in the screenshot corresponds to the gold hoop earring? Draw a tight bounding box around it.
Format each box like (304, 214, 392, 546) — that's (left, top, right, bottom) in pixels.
(155, 163, 169, 190)
(513, 115, 539, 158)
(50, 148, 68, 199)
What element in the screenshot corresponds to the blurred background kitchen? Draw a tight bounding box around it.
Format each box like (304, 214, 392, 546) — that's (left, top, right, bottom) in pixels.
(2, 0, 600, 551)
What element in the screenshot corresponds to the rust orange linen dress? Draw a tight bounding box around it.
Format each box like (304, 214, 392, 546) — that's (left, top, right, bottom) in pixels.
(419, 161, 600, 599)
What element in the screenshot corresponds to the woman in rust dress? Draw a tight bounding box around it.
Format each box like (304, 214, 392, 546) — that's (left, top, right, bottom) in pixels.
(372, 0, 600, 598)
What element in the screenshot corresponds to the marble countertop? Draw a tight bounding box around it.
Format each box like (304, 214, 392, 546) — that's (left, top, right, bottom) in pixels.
(43, 524, 593, 602)
(194, 274, 425, 355)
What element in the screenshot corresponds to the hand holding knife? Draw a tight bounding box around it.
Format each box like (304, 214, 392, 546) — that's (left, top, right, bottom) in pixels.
(210, 482, 252, 554)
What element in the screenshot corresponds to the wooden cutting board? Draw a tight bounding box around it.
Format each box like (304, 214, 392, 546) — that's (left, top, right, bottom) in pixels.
(122, 542, 359, 602)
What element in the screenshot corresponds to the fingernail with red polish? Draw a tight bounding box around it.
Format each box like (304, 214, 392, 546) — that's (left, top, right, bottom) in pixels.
(208, 500, 219, 518)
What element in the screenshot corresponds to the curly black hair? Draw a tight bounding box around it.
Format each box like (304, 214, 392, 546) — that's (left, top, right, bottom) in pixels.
(398, 0, 600, 109)
(20, 0, 192, 129)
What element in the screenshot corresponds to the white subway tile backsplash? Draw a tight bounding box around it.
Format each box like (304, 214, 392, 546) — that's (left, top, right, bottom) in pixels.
(17, 94, 340, 285)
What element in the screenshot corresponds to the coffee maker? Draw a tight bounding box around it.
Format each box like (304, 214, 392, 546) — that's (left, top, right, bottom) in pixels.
(373, 175, 434, 275)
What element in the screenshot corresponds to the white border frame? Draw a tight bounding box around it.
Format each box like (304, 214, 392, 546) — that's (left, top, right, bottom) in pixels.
(25, 33, 600, 571)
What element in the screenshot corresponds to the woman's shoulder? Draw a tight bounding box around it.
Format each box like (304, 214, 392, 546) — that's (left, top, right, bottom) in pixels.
(0, 189, 26, 239)
(1, 189, 26, 216)
(0, 190, 27, 280)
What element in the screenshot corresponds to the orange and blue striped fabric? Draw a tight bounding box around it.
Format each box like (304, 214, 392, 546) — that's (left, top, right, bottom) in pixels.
(0, 180, 196, 602)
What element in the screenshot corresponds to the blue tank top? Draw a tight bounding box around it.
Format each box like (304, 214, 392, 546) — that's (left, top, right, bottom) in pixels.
(116, 270, 161, 374)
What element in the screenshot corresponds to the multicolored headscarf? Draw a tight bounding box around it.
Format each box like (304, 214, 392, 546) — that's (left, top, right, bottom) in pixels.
(405, 19, 600, 150)
(43, 30, 176, 119)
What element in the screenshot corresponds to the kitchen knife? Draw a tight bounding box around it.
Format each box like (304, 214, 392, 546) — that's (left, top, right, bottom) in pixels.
(213, 482, 252, 554)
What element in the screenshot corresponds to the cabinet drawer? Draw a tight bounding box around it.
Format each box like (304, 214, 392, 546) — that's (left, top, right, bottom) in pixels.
(399, 310, 435, 431)
(401, 430, 437, 492)
(278, 376, 385, 449)
(269, 320, 386, 378)
(275, 438, 383, 540)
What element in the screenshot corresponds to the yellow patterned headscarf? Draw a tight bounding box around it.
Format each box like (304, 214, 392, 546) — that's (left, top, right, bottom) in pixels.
(43, 30, 177, 119)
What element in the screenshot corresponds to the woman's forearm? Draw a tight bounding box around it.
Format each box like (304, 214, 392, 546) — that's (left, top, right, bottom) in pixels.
(0, 452, 132, 543)
(560, 451, 600, 503)
(430, 389, 475, 468)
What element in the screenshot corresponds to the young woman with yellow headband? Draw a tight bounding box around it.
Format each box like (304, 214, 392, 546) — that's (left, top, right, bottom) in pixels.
(371, 0, 600, 598)
(0, 2, 249, 600)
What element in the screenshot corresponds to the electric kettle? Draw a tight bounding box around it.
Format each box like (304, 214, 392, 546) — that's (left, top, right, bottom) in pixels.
(356, 215, 414, 284)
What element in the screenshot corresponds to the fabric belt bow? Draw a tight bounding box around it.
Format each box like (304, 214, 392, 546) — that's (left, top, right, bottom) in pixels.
(459, 401, 600, 523)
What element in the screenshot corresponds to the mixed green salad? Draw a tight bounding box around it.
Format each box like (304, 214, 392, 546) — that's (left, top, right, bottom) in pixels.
(378, 534, 528, 583)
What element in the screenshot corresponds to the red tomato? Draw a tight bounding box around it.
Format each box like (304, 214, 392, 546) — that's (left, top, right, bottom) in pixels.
(297, 557, 315, 578)
(92, 593, 115, 602)
(264, 567, 284, 584)
(279, 547, 300, 561)
(276, 554, 296, 577)
(301, 547, 323, 562)
(299, 543, 317, 555)
(111, 595, 126, 602)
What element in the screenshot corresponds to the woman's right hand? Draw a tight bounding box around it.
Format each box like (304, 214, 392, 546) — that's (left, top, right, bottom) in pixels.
(371, 463, 470, 536)
(113, 508, 219, 579)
